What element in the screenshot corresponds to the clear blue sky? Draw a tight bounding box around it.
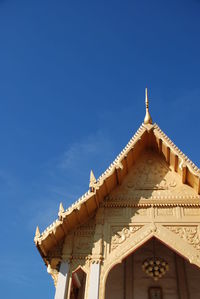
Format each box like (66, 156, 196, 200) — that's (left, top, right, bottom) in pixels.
(0, 0, 200, 298)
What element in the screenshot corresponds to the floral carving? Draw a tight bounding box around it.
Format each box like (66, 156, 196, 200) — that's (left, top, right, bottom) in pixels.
(165, 226, 200, 251)
(111, 226, 142, 251)
(125, 156, 176, 191)
(109, 152, 197, 202)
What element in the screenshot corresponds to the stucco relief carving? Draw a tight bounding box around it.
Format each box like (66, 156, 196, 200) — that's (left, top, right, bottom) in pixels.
(101, 223, 200, 294)
(157, 208, 174, 216)
(74, 236, 92, 253)
(126, 156, 176, 190)
(108, 152, 198, 202)
(72, 221, 95, 258)
(110, 225, 142, 251)
(165, 226, 200, 251)
(183, 208, 200, 216)
(74, 222, 95, 236)
(102, 224, 157, 279)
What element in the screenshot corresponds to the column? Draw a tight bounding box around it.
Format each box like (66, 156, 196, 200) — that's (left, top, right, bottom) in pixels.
(87, 262, 101, 299)
(54, 261, 70, 299)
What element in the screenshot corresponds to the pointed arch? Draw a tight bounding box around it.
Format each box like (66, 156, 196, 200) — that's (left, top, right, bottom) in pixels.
(68, 267, 87, 299)
(100, 222, 200, 299)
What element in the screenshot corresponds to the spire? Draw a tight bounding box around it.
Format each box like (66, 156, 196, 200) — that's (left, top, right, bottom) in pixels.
(58, 202, 64, 219)
(34, 226, 40, 240)
(144, 87, 152, 124)
(59, 202, 64, 213)
(89, 170, 96, 191)
(89, 170, 96, 186)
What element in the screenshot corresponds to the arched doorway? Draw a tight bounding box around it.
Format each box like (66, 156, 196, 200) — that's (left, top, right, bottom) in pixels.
(69, 268, 86, 299)
(105, 237, 200, 299)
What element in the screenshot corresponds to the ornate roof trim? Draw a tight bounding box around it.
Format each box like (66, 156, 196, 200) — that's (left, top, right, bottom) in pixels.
(34, 122, 200, 257)
(153, 123, 200, 176)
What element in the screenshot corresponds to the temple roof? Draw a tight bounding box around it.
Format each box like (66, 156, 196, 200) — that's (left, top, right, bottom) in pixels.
(34, 90, 200, 263)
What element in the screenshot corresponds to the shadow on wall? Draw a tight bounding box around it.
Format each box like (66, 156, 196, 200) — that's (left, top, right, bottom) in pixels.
(105, 237, 200, 299)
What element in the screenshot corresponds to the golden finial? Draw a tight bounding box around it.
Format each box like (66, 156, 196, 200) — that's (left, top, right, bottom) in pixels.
(58, 202, 64, 218)
(89, 170, 96, 191)
(34, 226, 40, 241)
(144, 87, 152, 124)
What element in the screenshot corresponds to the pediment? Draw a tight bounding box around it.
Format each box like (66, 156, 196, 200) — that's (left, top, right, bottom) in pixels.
(108, 150, 199, 204)
(35, 122, 200, 259)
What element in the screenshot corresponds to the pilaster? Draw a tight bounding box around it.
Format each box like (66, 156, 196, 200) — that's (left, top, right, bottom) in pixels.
(54, 261, 70, 299)
(87, 261, 101, 299)
(87, 207, 104, 299)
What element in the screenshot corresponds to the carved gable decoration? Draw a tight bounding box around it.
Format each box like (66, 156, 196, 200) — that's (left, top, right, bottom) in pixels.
(165, 225, 200, 252)
(35, 121, 200, 263)
(108, 151, 198, 203)
(110, 225, 142, 252)
(71, 218, 96, 258)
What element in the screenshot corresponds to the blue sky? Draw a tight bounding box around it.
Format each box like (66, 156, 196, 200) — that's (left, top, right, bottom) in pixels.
(0, 0, 200, 297)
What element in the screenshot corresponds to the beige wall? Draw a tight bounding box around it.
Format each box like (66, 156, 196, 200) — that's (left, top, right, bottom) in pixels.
(105, 238, 200, 299)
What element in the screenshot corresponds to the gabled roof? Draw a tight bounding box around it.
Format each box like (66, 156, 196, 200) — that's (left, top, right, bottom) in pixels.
(34, 91, 200, 264)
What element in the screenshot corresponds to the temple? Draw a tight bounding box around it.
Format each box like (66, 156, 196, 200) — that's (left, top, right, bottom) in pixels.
(34, 89, 200, 299)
